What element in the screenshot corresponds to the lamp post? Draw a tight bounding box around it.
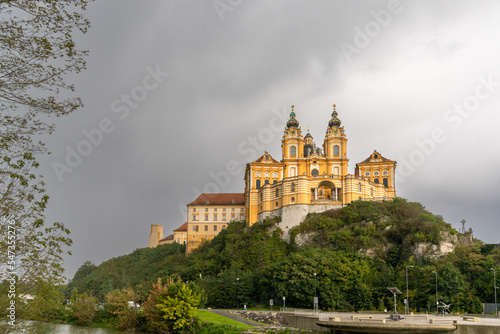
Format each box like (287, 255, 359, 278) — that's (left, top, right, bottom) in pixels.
(236, 277, 239, 310)
(283, 296, 286, 311)
(406, 265, 414, 315)
(314, 273, 317, 312)
(491, 268, 497, 316)
(432, 271, 438, 313)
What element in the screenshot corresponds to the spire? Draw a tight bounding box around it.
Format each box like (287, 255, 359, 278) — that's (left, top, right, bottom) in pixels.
(286, 105, 300, 128)
(328, 104, 342, 128)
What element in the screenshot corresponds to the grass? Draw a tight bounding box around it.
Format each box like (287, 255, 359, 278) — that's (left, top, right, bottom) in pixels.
(197, 310, 255, 331)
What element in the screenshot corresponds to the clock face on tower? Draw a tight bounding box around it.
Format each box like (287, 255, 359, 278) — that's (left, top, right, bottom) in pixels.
(332, 127, 339, 135)
(290, 129, 296, 136)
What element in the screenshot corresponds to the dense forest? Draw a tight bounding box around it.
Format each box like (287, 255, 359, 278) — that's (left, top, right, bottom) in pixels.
(69, 198, 499, 314)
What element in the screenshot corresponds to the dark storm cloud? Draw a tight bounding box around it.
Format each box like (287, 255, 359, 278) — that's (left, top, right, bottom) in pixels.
(34, 0, 500, 279)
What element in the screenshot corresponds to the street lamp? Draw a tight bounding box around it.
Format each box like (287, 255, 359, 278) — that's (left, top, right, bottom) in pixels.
(283, 296, 286, 311)
(406, 265, 414, 315)
(314, 273, 317, 312)
(491, 268, 497, 316)
(432, 271, 438, 313)
(236, 278, 239, 310)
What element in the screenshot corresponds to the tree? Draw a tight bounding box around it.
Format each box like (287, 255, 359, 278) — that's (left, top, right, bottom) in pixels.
(70, 291, 98, 326)
(156, 283, 202, 332)
(104, 288, 141, 330)
(0, 1, 89, 331)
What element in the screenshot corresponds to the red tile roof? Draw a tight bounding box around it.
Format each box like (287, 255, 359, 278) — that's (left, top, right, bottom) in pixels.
(174, 222, 188, 232)
(159, 234, 174, 242)
(188, 193, 245, 206)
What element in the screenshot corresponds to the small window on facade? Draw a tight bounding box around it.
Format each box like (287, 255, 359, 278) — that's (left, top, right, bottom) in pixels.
(265, 180, 270, 185)
(240, 208, 244, 212)
(232, 208, 235, 212)
(276, 201, 279, 208)
(205, 225, 208, 231)
(273, 180, 277, 184)
(291, 183, 295, 192)
(213, 214, 217, 221)
(214, 208, 217, 212)
(223, 214, 226, 221)
(222, 225, 226, 230)
(291, 167, 296, 177)
(291, 197, 295, 203)
(193, 208, 196, 212)
(374, 178, 379, 184)
(312, 169, 319, 176)
(333, 145, 339, 156)
(192, 226, 196, 231)
(214, 225, 217, 231)
(205, 208, 208, 212)
(365, 171, 370, 176)
(358, 183, 361, 192)
(371, 188, 373, 196)
(192, 215, 196, 221)
(383, 171, 388, 175)
(240, 215, 244, 221)
(383, 178, 388, 188)
(223, 208, 226, 212)
(276, 188, 279, 197)
(256, 179, 261, 189)
(205, 215, 208, 221)
(374, 171, 379, 176)
(232, 214, 235, 220)
(290, 146, 296, 157)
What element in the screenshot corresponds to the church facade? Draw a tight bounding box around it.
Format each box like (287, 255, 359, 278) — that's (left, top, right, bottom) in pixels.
(244, 105, 396, 238)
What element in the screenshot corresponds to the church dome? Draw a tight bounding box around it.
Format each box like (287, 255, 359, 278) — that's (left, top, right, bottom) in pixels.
(286, 105, 300, 128)
(328, 104, 341, 128)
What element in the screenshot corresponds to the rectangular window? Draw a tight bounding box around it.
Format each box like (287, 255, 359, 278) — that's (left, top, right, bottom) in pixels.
(205, 225, 208, 231)
(193, 208, 196, 212)
(222, 225, 226, 230)
(192, 215, 196, 221)
(214, 225, 217, 231)
(240, 215, 244, 221)
(214, 208, 217, 212)
(205, 208, 208, 212)
(223, 208, 226, 212)
(205, 215, 208, 221)
(240, 208, 244, 212)
(192, 226, 196, 231)
(232, 208, 235, 212)
(223, 215, 226, 221)
(232, 214, 235, 220)
(214, 214, 217, 221)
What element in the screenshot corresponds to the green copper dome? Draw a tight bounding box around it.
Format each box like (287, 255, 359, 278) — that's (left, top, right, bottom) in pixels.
(329, 104, 341, 128)
(287, 105, 299, 128)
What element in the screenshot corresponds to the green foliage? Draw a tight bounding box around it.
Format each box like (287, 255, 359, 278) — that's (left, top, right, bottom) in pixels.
(69, 199, 498, 316)
(156, 283, 202, 332)
(24, 282, 68, 323)
(197, 324, 242, 334)
(104, 288, 141, 330)
(69, 291, 98, 325)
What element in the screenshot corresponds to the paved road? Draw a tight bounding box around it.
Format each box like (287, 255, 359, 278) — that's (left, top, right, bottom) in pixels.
(206, 309, 264, 327)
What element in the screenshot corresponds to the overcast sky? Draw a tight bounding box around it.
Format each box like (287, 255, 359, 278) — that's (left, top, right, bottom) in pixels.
(36, 0, 500, 279)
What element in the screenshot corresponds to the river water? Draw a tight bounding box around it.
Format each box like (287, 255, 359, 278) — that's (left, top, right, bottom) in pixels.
(27, 322, 148, 334)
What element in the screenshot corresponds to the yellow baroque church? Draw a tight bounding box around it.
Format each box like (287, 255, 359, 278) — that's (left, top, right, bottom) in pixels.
(150, 105, 397, 251)
(244, 105, 396, 239)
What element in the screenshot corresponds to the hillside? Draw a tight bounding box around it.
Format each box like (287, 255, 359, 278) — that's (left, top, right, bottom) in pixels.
(69, 198, 499, 314)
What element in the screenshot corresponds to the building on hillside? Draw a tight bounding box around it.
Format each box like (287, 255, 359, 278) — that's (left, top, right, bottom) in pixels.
(159, 234, 174, 245)
(244, 105, 396, 239)
(149, 224, 164, 248)
(173, 222, 188, 245)
(186, 193, 245, 253)
(150, 104, 397, 252)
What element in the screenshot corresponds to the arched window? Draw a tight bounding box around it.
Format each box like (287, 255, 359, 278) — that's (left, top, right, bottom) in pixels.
(273, 180, 277, 184)
(290, 146, 296, 157)
(256, 179, 261, 189)
(383, 178, 388, 188)
(265, 180, 270, 185)
(333, 145, 340, 156)
(311, 169, 319, 176)
(358, 183, 361, 192)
